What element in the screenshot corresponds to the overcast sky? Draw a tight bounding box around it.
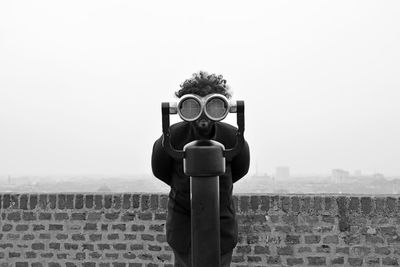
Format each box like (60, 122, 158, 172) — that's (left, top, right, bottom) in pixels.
(1, 1, 399, 177)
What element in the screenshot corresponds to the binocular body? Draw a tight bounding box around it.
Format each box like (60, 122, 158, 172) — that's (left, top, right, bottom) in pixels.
(160, 94, 245, 267)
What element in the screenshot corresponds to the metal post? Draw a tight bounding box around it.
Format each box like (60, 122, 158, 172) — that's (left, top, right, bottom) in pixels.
(184, 140, 225, 267)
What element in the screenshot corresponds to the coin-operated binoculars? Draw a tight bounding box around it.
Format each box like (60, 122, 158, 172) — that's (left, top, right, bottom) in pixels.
(161, 94, 245, 267)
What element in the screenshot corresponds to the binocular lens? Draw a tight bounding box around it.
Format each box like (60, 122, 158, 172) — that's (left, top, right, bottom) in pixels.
(205, 98, 228, 120)
(179, 98, 202, 121)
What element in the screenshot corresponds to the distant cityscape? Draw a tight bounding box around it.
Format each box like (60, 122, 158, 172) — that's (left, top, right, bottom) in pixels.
(1, 167, 399, 194)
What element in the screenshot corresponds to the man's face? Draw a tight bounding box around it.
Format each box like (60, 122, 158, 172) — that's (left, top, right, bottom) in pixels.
(192, 94, 214, 134)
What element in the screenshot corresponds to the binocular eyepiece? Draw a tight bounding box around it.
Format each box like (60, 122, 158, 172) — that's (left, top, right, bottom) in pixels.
(168, 94, 238, 122)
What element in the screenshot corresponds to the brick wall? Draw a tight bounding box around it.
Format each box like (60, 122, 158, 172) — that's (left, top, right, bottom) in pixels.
(1, 194, 400, 266)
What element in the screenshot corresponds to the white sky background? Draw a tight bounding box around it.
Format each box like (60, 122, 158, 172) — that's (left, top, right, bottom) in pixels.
(0, 1, 399, 177)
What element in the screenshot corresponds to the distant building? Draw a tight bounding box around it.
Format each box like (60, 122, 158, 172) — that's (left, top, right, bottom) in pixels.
(354, 170, 362, 177)
(332, 169, 350, 183)
(97, 184, 112, 192)
(276, 166, 290, 180)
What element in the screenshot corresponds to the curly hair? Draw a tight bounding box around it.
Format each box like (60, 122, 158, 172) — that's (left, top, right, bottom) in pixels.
(175, 71, 232, 99)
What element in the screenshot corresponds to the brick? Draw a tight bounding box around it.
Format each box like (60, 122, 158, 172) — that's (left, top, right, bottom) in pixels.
(11, 194, 19, 208)
(316, 245, 330, 253)
(305, 235, 321, 244)
(323, 235, 339, 244)
(149, 224, 164, 232)
(375, 246, 391, 255)
(56, 234, 72, 243)
(125, 234, 137, 240)
(138, 253, 153, 261)
(294, 225, 313, 233)
(281, 196, 290, 212)
(298, 247, 312, 253)
(324, 197, 333, 211)
(20, 194, 28, 210)
(141, 234, 154, 241)
(287, 258, 304, 266)
(275, 225, 292, 233)
(49, 224, 63, 231)
(239, 196, 249, 212)
(300, 196, 311, 212)
(23, 234, 35, 240)
(322, 215, 335, 224)
(75, 194, 84, 209)
(48, 194, 57, 209)
(267, 256, 281, 264)
(57, 194, 66, 209)
(64, 243, 78, 250)
(250, 195, 260, 211)
(349, 197, 360, 213)
(85, 211, 102, 221)
(104, 194, 112, 209)
(150, 194, 159, 210)
(7, 211, 21, 221)
(148, 245, 162, 251)
(2, 224, 12, 231)
(94, 195, 103, 209)
(122, 194, 131, 209)
(260, 195, 270, 211)
(22, 211, 36, 220)
(285, 235, 300, 245)
(337, 196, 349, 232)
(254, 245, 269, 254)
(113, 243, 127, 250)
(89, 234, 102, 241)
(307, 256, 326, 265)
(3, 194, 11, 208)
(107, 233, 119, 240)
(138, 212, 152, 220)
(38, 212, 52, 220)
(386, 197, 396, 214)
(55, 212, 69, 220)
(282, 214, 298, 225)
(32, 243, 45, 250)
(141, 194, 150, 210)
(39, 233, 51, 239)
(366, 257, 380, 265)
(313, 196, 323, 213)
(85, 195, 94, 209)
(366, 234, 384, 244)
(132, 194, 141, 209)
(158, 195, 168, 210)
(33, 224, 45, 231)
(113, 194, 121, 209)
(331, 257, 344, 265)
(383, 257, 399, 266)
(66, 194, 74, 209)
(38, 194, 48, 209)
(348, 257, 363, 266)
(236, 245, 251, 254)
(155, 213, 167, 221)
(246, 234, 259, 244)
(71, 212, 86, 220)
(130, 244, 144, 250)
(9, 252, 21, 257)
(84, 223, 97, 231)
(361, 197, 372, 215)
(16, 224, 29, 231)
(82, 244, 94, 251)
(49, 243, 61, 250)
(26, 251, 37, 258)
(123, 252, 137, 260)
(112, 224, 126, 231)
(97, 244, 111, 250)
(277, 246, 294, 255)
(101, 224, 108, 231)
(247, 256, 262, 262)
(131, 224, 145, 231)
(291, 196, 300, 212)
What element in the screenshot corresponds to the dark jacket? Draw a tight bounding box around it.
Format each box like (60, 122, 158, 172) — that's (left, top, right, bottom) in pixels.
(151, 121, 250, 254)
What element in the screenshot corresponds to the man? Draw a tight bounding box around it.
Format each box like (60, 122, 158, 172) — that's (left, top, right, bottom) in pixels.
(151, 71, 250, 267)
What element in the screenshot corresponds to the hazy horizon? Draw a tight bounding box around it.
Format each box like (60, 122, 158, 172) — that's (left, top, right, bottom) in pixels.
(1, 1, 399, 177)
